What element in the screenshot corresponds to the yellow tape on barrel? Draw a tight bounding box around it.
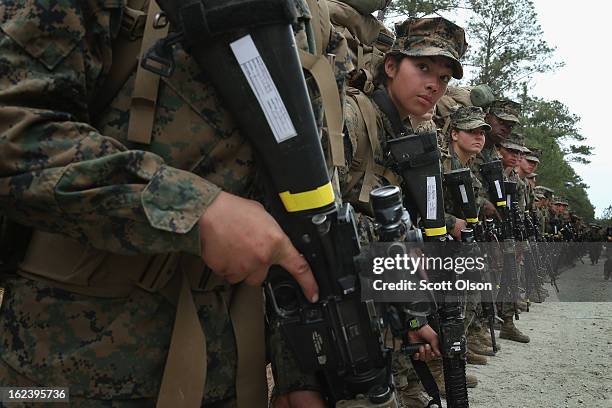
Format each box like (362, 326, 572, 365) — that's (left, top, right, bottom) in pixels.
(279, 182, 335, 212)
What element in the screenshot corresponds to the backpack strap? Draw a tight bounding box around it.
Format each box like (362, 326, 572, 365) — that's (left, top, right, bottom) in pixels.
(344, 90, 398, 203)
(127, 0, 169, 145)
(305, 0, 331, 55)
(299, 50, 345, 167)
(90, 1, 148, 123)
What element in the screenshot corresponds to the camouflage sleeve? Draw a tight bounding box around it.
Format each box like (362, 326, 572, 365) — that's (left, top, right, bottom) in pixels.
(0, 1, 219, 256)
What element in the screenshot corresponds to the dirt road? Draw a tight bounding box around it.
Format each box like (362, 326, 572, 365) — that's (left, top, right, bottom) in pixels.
(469, 255, 612, 407)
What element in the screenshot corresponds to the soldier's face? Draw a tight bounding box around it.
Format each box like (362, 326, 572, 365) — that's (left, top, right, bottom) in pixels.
(485, 114, 514, 142)
(385, 55, 453, 119)
(452, 128, 485, 156)
(520, 157, 538, 174)
(498, 146, 523, 168)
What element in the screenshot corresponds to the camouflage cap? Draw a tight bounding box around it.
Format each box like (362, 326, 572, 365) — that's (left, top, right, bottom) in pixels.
(499, 132, 529, 152)
(526, 172, 538, 179)
(525, 147, 541, 163)
(450, 106, 491, 131)
(489, 99, 521, 124)
(553, 196, 569, 206)
(534, 186, 554, 198)
(392, 17, 467, 79)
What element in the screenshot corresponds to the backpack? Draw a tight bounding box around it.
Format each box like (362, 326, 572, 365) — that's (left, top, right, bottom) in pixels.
(327, 0, 394, 94)
(434, 84, 495, 134)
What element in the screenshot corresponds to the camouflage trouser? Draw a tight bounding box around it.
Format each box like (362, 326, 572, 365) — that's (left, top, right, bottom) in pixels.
(0, 275, 238, 407)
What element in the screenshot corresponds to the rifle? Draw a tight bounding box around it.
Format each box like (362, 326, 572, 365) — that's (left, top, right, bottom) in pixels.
(479, 160, 520, 321)
(444, 168, 498, 353)
(389, 133, 469, 408)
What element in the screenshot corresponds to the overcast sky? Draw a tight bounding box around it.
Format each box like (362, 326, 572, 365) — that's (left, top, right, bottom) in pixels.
(407, 0, 612, 217)
(529, 0, 611, 217)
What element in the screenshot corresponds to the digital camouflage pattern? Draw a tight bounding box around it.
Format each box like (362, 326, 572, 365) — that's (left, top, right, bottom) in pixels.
(449, 106, 491, 132)
(525, 147, 541, 163)
(488, 99, 521, 124)
(499, 132, 529, 152)
(392, 17, 467, 79)
(0, 0, 342, 405)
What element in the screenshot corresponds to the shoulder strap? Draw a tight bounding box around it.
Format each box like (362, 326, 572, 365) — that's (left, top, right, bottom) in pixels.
(298, 50, 345, 167)
(127, 0, 169, 144)
(305, 0, 332, 55)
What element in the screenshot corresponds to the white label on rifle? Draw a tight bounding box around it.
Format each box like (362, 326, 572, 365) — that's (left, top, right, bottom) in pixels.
(230, 35, 297, 143)
(459, 184, 468, 203)
(426, 176, 437, 220)
(494, 180, 503, 199)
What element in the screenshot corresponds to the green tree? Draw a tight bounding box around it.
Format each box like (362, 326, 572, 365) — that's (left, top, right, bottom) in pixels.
(385, 0, 462, 19)
(466, 0, 561, 95)
(520, 97, 594, 220)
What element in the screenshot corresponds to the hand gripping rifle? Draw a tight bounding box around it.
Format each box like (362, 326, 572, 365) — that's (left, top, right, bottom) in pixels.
(388, 133, 469, 408)
(444, 168, 498, 353)
(479, 161, 519, 320)
(149, 1, 406, 405)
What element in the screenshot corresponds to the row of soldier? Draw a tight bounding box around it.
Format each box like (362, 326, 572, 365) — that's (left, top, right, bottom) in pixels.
(0, 1, 607, 408)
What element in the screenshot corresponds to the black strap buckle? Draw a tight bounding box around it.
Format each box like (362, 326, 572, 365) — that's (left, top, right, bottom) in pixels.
(140, 32, 183, 77)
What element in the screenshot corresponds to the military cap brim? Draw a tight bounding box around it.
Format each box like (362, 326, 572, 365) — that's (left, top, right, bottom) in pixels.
(499, 140, 529, 152)
(454, 120, 491, 132)
(493, 111, 521, 124)
(399, 49, 463, 79)
(525, 155, 540, 163)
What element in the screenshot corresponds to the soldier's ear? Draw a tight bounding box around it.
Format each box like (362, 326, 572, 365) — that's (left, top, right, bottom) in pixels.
(451, 129, 459, 141)
(384, 56, 398, 79)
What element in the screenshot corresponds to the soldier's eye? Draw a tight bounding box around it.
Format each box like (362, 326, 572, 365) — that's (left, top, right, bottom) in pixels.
(417, 63, 429, 72)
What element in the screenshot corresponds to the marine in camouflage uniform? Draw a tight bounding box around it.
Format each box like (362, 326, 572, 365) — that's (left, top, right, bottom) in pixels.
(341, 17, 476, 405)
(0, 0, 351, 406)
(440, 107, 497, 366)
(496, 132, 532, 343)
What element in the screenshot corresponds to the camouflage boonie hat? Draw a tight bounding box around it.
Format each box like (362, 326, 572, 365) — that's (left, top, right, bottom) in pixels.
(525, 147, 541, 163)
(526, 172, 537, 179)
(499, 132, 529, 152)
(553, 196, 569, 206)
(392, 17, 467, 79)
(489, 99, 521, 124)
(450, 106, 491, 131)
(534, 186, 554, 198)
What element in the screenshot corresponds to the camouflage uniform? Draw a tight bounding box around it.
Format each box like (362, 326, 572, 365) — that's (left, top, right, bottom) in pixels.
(0, 0, 351, 406)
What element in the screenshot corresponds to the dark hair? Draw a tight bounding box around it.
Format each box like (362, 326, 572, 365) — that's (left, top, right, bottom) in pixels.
(373, 53, 407, 87)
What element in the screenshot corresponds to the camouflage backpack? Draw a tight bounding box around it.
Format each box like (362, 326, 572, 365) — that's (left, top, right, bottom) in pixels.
(434, 84, 495, 133)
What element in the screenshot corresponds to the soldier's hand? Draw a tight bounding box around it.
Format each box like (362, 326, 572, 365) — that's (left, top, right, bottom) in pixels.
(451, 218, 468, 241)
(407, 324, 441, 361)
(482, 199, 500, 220)
(199, 192, 319, 302)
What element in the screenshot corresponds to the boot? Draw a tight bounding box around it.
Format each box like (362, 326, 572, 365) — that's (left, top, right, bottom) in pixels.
(476, 325, 501, 350)
(467, 339, 496, 357)
(465, 350, 487, 365)
(499, 317, 530, 343)
(466, 373, 478, 388)
(397, 380, 429, 408)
